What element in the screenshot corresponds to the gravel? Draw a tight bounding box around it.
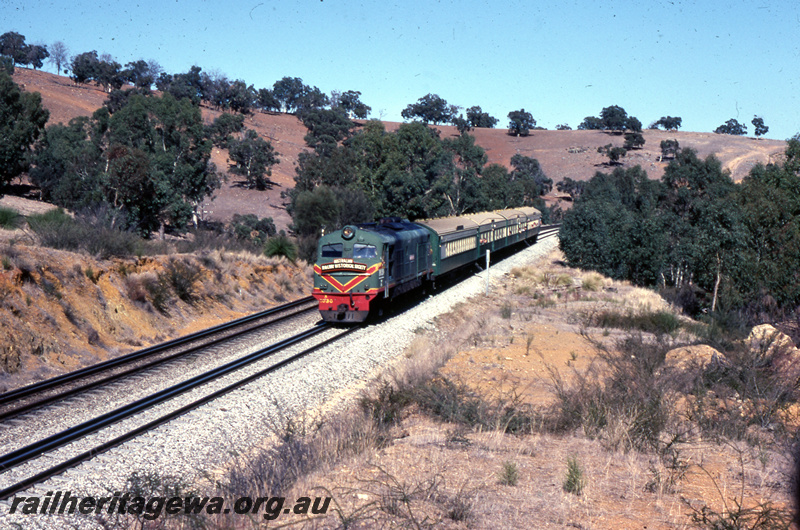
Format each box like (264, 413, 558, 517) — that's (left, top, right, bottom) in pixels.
(0, 311, 321, 454)
(1, 236, 558, 529)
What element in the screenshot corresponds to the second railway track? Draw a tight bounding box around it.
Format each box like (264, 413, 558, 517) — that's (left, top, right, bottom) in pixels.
(0, 296, 318, 421)
(0, 320, 359, 500)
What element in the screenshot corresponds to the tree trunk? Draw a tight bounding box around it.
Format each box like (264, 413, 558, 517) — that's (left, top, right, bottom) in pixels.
(711, 254, 721, 313)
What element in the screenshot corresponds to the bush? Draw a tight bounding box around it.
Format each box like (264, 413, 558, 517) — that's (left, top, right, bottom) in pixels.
(162, 259, 202, 303)
(176, 227, 256, 254)
(686, 336, 800, 441)
(563, 456, 585, 495)
(499, 461, 519, 486)
(107, 471, 201, 528)
(264, 234, 298, 261)
(585, 309, 681, 335)
(361, 376, 537, 435)
(144, 274, 173, 313)
(230, 213, 276, 245)
(27, 209, 147, 258)
(581, 272, 604, 292)
(548, 333, 674, 452)
(0, 206, 22, 229)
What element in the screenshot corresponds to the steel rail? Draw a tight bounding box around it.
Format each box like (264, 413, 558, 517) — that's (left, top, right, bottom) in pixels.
(0, 296, 315, 411)
(0, 322, 331, 474)
(0, 299, 318, 421)
(0, 324, 360, 501)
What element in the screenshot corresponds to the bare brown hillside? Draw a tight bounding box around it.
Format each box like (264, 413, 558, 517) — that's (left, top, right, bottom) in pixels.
(11, 68, 788, 232)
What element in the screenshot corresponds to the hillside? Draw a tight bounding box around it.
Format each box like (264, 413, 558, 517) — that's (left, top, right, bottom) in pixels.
(11, 68, 788, 232)
(3, 70, 795, 528)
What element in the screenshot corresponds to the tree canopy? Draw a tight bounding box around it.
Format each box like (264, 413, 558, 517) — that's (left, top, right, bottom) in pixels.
(560, 139, 800, 319)
(654, 116, 682, 130)
(0, 32, 27, 64)
(714, 119, 747, 135)
(0, 71, 49, 188)
(600, 105, 628, 131)
(466, 106, 498, 128)
(578, 116, 604, 130)
(578, 106, 642, 133)
(623, 131, 645, 150)
(47, 41, 68, 74)
(227, 129, 279, 190)
(31, 92, 218, 235)
(660, 139, 679, 160)
(752, 116, 769, 138)
(507, 109, 536, 137)
(401, 94, 458, 125)
(333, 90, 371, 119)
(288, 117, 552, 260)
(597, 144, 627, 165)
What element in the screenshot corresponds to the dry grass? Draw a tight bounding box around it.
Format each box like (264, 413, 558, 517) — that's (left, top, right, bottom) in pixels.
(226, 249, 793, 529)
(0, 238, 313, 392)
(33, 245, 794, 529)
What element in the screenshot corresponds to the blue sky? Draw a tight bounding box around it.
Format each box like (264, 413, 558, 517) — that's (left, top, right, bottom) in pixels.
(4, 0, 799, 140)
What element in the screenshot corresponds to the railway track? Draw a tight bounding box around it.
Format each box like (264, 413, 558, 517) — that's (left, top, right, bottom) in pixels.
(538, 223, 561, 241)
(0, 296, 317, 421)
(0, 231, 560, 503)
(0, 320, 360, 501)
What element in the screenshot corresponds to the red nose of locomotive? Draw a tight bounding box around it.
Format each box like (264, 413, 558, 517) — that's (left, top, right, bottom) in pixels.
(313, 225, 382, 322)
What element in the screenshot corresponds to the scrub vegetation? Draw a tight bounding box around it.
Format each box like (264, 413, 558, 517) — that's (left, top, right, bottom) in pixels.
(559, 137, 800, 341)
(141, 249, 794, 529)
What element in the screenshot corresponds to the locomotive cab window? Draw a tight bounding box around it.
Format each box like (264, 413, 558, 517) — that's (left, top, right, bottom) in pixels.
(321, 243, 343, 258)
(353, 244, 377, 259)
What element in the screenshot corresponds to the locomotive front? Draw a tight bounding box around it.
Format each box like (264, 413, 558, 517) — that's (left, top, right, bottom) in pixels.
(312, 225, 389, 322)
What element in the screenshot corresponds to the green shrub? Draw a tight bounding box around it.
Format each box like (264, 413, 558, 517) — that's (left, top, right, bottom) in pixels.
(360, 381, 412, 429)
(563, 456, 585, 494)
(0, 207, 22, 229)
(27, 209, 74, 239)
(548, 333, 673, 452)
(231, 213, 276, 245)
(499, 461, 519, 486)
(587, 309, 681, 334)
(145, 275, 173, 313)
(264, 234, 298, 261)
(162, 259, 202, 303)
(582, 273, 604, 291)
(361, 376, 537, 436)
(27, 209, 147, 258)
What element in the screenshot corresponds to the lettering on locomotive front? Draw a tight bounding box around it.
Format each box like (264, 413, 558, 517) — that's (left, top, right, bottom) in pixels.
(319, 259, 369, 273)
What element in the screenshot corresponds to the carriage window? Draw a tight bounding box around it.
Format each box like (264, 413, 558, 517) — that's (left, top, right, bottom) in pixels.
(353, 244, 377, 259)
(321, 243, 343, 258)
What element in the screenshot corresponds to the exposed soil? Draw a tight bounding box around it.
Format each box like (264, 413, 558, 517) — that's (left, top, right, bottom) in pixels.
(278, 248, 794, 529)
(0, 230, 311, 392)
(11, 68, 788, 233)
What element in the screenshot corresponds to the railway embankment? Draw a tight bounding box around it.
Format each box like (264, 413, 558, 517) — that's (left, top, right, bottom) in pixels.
(0, 229, 311, 393)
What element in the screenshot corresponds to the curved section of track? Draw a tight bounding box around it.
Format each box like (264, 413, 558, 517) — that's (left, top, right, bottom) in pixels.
(0, 322, 359, 500)
(0, 230, 560, 503)
(0, 297, 317, 421)
(538, 223, 560, 241)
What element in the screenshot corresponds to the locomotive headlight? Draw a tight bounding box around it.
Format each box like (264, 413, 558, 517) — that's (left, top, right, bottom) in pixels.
(342, 226, 355, 240)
